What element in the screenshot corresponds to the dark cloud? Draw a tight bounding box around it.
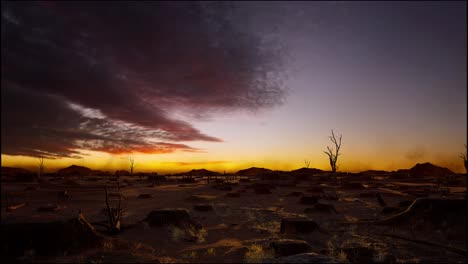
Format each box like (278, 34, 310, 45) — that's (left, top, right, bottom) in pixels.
(1, 1, 287, 158)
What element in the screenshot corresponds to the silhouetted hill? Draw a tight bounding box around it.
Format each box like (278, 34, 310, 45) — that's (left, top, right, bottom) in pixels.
(408, 162, 453, 177)
(1, 167, 33, 175)
(57, 165, 92, 176)
(236, 167, 273, 176)
(1, 167, 36, 182)
(115, 170, 131, 176)
(289, 167, 325, 176)
(358, 170, 390, 175)
(182, 169, 220, 176)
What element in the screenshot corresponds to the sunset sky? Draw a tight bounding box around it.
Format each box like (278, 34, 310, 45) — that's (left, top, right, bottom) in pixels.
(1, 1, 466, 173)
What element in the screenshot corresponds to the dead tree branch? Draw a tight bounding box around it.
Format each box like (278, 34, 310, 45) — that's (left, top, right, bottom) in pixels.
(460, 144, 467, 174)
(128, 156, 136, 178)
(104, 187, 122, 234)
(323, 129, 342, 173)
(38, 158, 45, 180)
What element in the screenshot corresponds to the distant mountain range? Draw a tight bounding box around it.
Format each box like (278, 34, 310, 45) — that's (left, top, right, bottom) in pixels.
(1, 162, 459, 179)
(393, 162, 454, 177)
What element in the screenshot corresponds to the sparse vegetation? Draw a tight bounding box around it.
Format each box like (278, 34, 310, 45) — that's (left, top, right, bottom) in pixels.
(336, 250, 348, 263)
(244, 244, 274, 263)
(191, 226, 208, 243)
(182, 250, 198, 259)
(102, 240, 114, 252)
(206, 247, 216, 256)
(169, 225, 185, 242)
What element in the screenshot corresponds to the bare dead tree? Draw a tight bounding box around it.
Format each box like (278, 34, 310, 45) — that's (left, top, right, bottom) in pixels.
(128, 156, 136, 178)
(38, 158, 45, 180)
(460, 144, 467, 174)
(104, 187, 122, 234)
(304, 160, 311, 168)
(323, 129, 342, 173)
(224, 170, 230, 184)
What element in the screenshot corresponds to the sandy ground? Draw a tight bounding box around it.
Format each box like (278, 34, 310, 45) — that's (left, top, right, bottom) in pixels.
(1, 174, 466, 263)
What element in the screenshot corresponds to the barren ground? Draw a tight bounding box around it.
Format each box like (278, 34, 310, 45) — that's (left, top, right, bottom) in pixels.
(1, 174, 466, 263)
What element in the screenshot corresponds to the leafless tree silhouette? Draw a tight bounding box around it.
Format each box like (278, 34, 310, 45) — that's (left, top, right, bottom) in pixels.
(304, 160, 311, 168)
(323, 129, 342, 173)
(38, 158, 45, 180)
(460, 144, 467, 174)
(128, 156, 136, 178)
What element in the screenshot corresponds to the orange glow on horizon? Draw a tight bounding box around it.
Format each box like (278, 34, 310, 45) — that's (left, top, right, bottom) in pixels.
(1, 148, 466, 174)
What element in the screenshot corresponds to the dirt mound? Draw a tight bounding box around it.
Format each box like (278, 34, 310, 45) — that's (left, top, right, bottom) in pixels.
(341, 245, 376, 263)
(359, 191, 377, 198)
(137, 194, 153, 199)
(63, 179, 81, 185)
(264, 252, 337, 263)
(187, 194, 217, 202)
(280, 217, 319, 234)
(270, 239, 312, 257)
(304, 203, 337, 214)
(147, 175, 167, 184)
(1, 213, 102, 258)
(306, 186, 325, 193)
(254, 187, 272, 194)
(213, 183, 232, 191)
(180, 177, 197, 183)
(252, 183, 276, 189)
(115, 170, 130, 177)
(24, 185, 38, 191)
(398, 200, 413, 208)
(37, 203, 63, 212)
(300, 196, 318, 205)
(145, 209, 201, 229)
(193, 204, 213, 211)
(380, 206, 401, 215)
(342, 182, 366, 189)
(286, 191, 304, 197)
(225, 191, 241, 198)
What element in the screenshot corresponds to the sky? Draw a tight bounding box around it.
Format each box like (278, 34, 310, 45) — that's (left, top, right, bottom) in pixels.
(1, 1, 466, 173)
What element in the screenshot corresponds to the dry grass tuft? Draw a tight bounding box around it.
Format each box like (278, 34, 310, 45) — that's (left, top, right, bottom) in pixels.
(206, 247, 216, 256)
(244, 244, 274, 263)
